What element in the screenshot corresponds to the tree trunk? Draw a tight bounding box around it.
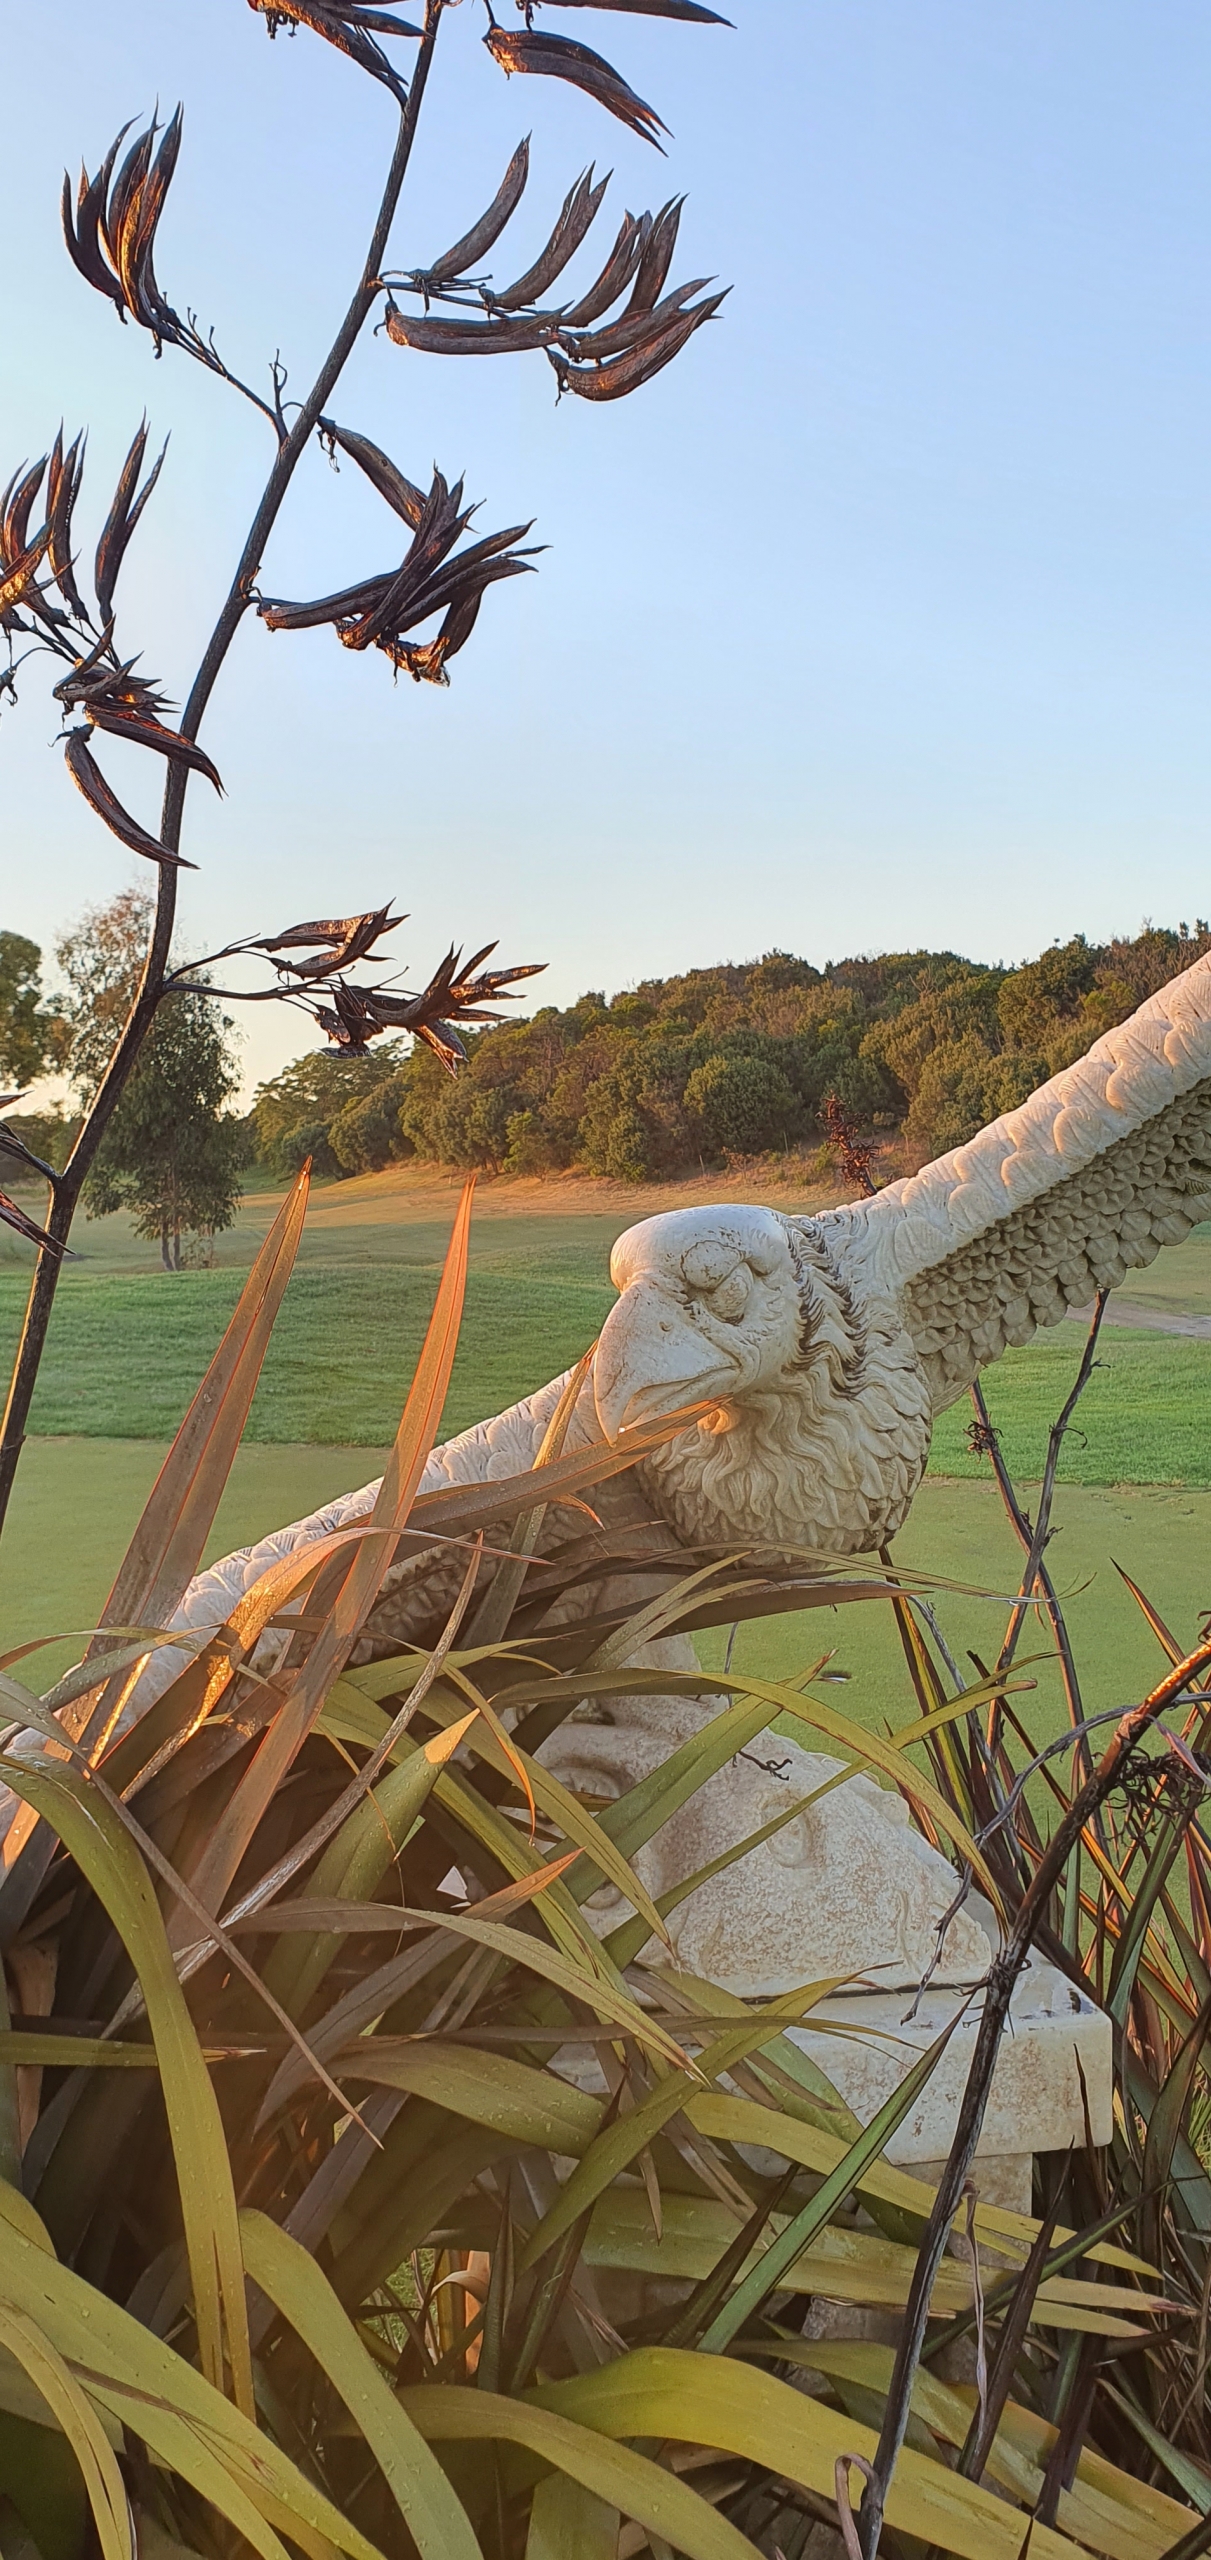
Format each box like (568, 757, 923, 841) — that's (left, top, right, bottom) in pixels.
(161, 1223, 173, 1274)
(172, 1229, 182, 1273)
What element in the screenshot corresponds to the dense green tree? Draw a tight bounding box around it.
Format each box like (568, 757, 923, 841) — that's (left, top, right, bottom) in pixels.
(250, 1042, 405, 1172)
(328, 1069, 413, 1175)
(57, 893, 245, 1269)
(0, 932, 68, 1088)
(684, 1052, 803, 1154)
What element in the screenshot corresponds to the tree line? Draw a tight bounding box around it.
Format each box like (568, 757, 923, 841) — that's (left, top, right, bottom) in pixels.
(249, 919, 1211, 1182)
(4, 911, 1208, 1264)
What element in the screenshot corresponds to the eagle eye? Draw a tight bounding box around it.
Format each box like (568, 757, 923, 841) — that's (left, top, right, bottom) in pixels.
(682, 1239, 738, 1291)
(710, 1267, 752, 1323)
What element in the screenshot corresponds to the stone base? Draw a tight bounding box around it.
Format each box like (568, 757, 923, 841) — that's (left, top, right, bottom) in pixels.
(784, 1951, 1112, 2176)
(912, 2149, 1032, 2219)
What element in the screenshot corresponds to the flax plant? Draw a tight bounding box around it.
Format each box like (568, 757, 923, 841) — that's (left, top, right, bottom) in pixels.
(0, 1172, 1204, 2560)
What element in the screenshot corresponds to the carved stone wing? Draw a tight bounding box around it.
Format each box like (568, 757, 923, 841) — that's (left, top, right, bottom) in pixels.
(817, 955, 1211, 1411)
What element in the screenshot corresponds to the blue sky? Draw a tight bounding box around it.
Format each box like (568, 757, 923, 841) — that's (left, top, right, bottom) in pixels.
(4, 2, 1210, 1095)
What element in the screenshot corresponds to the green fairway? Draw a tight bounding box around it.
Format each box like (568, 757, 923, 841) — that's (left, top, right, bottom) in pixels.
(0, 1438, 392, 1677)
(0, 1185, 1208, 1480)
(929, 1324, 1211, 1487)
(697, 1474, 1211, 1746)
(0, 1257, 617, 1445)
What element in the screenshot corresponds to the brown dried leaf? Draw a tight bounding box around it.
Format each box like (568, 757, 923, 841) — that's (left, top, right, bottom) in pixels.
(521, 0, 728, 17)
(61, 124, 132, 314)
(256, 908, 402, 975)
(550, 289, 722, 397)
(561, 272, 712, 362)
(0, 528, 50, 621)
(385, 587, 483, 685)
(0, 1192, 74, 1258)
(113, 109, 185, 341)
(2, 459, 49, 568)
(559, 208, 647, 326)
(383, 305, 561, 353)
(247, 0, 420, 101)
(258, 571, 394, 631)
(628, 194, 683, 310)
(493, 165, 610, 311)
(94, 423, 167, 624)
(317, 420, 427, 527)
(346, 542, 538, 652)
(85, 703, 223, 793)
(46, 429, 89, 620)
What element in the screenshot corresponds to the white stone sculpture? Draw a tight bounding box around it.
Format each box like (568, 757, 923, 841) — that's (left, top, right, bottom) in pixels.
(123, 953, 1211, 2173)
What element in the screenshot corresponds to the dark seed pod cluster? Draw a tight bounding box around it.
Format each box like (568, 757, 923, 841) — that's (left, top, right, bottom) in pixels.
(168, 909, 545, 1064)
(258, 425, 542, 685)
(63, 112, 288, 430)
(383, 143, 725, 400)
(246, 0, 423, 102)
(62, 109, 187, 348)
(1, 425, 209, 866)
(309, 941, 547, 1064)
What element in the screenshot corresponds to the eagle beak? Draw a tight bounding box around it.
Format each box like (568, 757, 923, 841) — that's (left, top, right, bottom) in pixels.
(594, 1278, 737, 1443)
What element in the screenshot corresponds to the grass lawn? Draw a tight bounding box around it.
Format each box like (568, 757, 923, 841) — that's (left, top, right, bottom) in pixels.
(698, 1476, 1211, 1745)
(0, 1438, 392, 1678)
(0, 1259, 617, 1445)
(2, 1439, 1205, 1747)
(1, 1186, 1208, 1477)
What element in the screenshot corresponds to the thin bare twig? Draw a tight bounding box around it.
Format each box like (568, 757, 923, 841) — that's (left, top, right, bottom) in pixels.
(854, 1630, 1211, 2557)
(996, 1290, 1109, 1679)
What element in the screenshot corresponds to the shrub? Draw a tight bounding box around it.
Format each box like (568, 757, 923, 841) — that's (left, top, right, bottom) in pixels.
(684, 1051, 803, 1155)
(249, 925, 1211, 1187)
(328, 1071, 413, 1175)
(503, 1108, 561, 1175)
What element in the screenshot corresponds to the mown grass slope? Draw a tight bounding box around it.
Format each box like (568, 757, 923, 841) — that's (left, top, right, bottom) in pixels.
(2, 1194, 1209, 1470)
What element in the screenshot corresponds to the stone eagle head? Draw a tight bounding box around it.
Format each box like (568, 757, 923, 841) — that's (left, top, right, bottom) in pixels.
(592, 1204, 933, 1556)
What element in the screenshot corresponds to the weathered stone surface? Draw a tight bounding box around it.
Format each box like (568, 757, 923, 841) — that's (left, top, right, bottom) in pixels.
(539, 1682, 1110, 2172)
(537, 1675, 993, 1996)
(120, 956, 1211, 2179)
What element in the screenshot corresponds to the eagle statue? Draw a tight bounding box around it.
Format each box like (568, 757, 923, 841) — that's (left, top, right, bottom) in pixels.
(146, 946, 1211, 1683)
(84, 951, 1210, 2063)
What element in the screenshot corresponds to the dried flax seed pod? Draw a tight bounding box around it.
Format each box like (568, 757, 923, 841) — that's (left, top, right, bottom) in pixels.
(418, 138, 532, 287)
(383, 306, 560, 354)
(63, 729, 195, 866)
(550, 293, 721, 399)
(492, 166, 609, 310)
(483, 23, 669, 150)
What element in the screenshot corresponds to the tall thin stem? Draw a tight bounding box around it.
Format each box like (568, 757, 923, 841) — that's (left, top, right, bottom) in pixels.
(853, 1627, 1211, 2558)
(0, 5, 444, 1541)
(995, 1291, 1108, 1681)
(969, 1373, 1089, 1762)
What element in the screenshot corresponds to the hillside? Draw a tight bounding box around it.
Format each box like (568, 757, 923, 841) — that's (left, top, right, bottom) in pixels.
(248, 920, 1211, 1184)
